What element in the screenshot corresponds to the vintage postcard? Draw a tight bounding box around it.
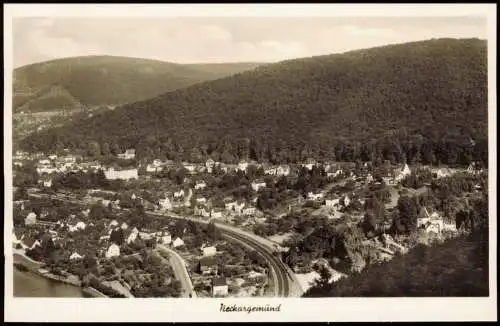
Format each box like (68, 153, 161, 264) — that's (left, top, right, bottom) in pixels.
(3, 3, 497, 322)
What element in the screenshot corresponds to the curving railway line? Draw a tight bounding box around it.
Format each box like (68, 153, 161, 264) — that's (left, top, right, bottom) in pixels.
(27, 190, 302, 297)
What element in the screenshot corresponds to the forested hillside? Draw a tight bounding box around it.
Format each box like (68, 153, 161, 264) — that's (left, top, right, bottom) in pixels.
(20, 39, 488, 166)
(303, 226, 489, 297)
(13, 55, 261, 112)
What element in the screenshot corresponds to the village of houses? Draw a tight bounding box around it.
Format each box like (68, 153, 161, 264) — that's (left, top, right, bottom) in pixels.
(11, 146, 487, 297)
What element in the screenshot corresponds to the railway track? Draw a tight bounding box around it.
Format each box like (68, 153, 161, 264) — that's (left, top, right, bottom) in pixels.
(221, 230, 290, 297)
(27, 191, 299, 297)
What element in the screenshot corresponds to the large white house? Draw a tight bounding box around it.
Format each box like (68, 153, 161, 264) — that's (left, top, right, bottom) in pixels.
(172, 237, 185, 248)
(25, 212, 37, 226)
(202, 245, 217, 257)
(104, 167, 138, 180)
(106, 244, 120, 258)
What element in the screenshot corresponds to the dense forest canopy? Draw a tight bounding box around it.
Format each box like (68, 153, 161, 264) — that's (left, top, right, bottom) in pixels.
(20, 39, 488, 166)
(13, 55, 261, 112)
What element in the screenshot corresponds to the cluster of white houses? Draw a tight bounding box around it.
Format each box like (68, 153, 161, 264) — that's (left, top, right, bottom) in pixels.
(21, 145, 485, 188)
(17, 208, 187, 262)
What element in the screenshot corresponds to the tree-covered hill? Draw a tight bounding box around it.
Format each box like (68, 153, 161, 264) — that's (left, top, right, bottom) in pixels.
(303, 227, 489, 297)
(20, 38, 488, 165)
(12, 55, 261, 112)
(15, 84, 83, 113)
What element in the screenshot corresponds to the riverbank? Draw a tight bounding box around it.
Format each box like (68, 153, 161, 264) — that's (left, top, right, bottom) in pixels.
(12, 250, 108, 298)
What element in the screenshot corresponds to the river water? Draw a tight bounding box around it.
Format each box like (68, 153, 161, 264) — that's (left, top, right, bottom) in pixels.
(13, 268, 87, 297)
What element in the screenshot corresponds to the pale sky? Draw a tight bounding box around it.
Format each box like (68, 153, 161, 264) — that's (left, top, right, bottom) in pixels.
(12, 16, 487, 68)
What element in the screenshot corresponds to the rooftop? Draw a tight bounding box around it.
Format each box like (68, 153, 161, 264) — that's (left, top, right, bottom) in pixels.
(200, 256, 216, 266)
(212, 276, 227, 287)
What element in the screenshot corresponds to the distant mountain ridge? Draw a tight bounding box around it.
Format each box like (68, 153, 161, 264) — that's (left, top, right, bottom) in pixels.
(13, 55, 262, 113)
(20, 38, 488, 166)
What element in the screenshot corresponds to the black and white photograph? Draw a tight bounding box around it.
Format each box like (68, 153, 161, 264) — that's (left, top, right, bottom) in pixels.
(4, 3, 497, 322)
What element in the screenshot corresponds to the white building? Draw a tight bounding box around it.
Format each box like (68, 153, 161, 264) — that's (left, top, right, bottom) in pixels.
(106, 244, 120, 258)
(64, 155, 77, 164)
(301, 160, 316, 171)
(276, 165, 290, 176)
(121, 222, 128, 230)
(139, 232, 155, 240)
(25, 212, 37, 226)
(146, 160, 164, 173)
(160, 197, 173, 211)
(395, 164, 411, 182)
(196, 197, 207, 204)
(161, 234, 172, 245)
(307, 192, 324, 201)
(417, 208, 446, 234)
(126, 228, 139, 244)
(212, 277, 229, 297)
(435, 168, 453, 179)
(202, 245, 217, 257)
(195, 206, 211, 218)
(104, 168, 138, 180)
(68, 221, 87, 232)
(237, 160, 249, 172)
(251, 181, 267, 192)
(195, 181, 207, 190)
(325, 198, 340, 208)
(172, 237, 185, 248)
(109, 220, 119, 228)
(205, 158, 215, 173)
(242, 207, 257, 216)
(37, 166, 57, 174)
(70, 252, 84, 260)
(182, 162, 197, 174)
(174, 189, 185, 199)
(211, 210, 223, 219)
(225, 201, 245, 214)
(42, 178, 53, 188)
